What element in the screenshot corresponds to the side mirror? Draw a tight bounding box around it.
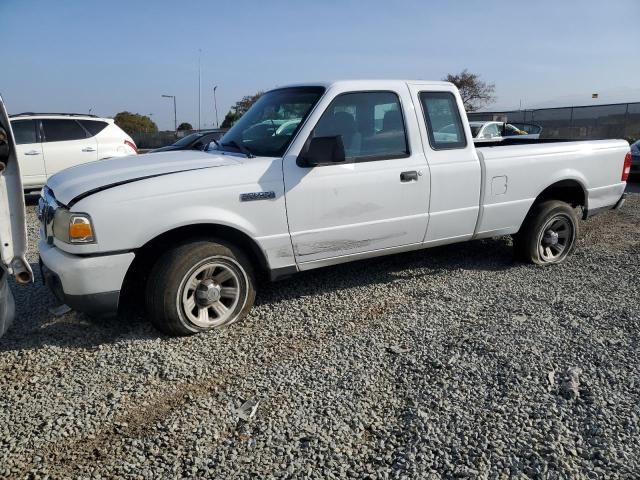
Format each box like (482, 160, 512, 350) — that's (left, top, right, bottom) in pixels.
(298, 135, 346, 167)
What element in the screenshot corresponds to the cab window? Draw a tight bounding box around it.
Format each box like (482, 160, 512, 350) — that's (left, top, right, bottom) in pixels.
(313, 91, 409, 162)
(420, 92, 467, 149)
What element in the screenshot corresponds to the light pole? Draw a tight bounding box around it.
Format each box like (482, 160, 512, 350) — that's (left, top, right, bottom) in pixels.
(198, 49, 202, 131)
(213, 85, 219, 128)
(161, 94, 177, 133)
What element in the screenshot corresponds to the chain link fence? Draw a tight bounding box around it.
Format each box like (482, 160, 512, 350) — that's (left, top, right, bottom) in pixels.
(468, 102, 640, 142)
(130, 131, 179, 149)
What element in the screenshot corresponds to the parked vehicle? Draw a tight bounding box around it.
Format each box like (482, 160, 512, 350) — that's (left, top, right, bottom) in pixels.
(0, 97, 32, 337)
(10, 113, 137, 191)
(631, 139, 640, 174)
(509, 122, 543, 138)
(148, 129, 225, 153)
(469, 121, 541, 141)
(37, 80, 630, 336)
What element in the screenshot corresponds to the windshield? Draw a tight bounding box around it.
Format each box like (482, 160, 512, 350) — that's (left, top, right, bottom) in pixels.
(470, 125, 481, 137)
(173, 132, 203, 147)
(217, 87, 325, 157)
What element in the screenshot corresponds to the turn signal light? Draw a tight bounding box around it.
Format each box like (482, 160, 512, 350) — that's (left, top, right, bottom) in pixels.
(69, 217, 94, 243)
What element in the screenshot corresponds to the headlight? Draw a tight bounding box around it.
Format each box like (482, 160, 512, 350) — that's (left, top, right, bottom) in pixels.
(53, 209, 96, 244)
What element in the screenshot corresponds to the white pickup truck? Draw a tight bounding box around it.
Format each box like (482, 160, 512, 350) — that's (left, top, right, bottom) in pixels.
(0, 97, 33, 336)
(26, 81, 631, 337)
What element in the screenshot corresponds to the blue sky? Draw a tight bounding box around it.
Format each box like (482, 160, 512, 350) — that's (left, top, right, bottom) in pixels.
(2, 0, 639, 130)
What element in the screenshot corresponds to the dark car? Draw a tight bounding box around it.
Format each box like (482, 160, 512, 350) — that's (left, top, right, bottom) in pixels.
(149, 129, 225, 153)
(631, 139, 640, 175)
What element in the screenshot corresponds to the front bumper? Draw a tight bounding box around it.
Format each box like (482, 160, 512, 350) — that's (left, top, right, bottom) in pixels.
(39, 240, 135, 316)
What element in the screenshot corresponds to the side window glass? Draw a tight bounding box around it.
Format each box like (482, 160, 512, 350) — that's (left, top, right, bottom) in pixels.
(313, 91, 408, 162)
(483, 124, 497, 138)
(42, 119, 88, 142)
(419, 92, 467, 149)
(11, 120, 38, 145)
(78, 120, 108, 136)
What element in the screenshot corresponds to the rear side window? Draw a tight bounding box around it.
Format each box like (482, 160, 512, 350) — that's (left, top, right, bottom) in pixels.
(483, 123, 500, 138)
(11, 119, 38, 145)
(314, 91, 409, 162)
(42, 119, 88, 142)
(78, 120, 108, 136)
(419, 92, 467, 150)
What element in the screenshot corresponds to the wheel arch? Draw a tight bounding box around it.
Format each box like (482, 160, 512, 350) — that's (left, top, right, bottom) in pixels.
(522, 178, 587, 226)
(120, 223, 270, 308)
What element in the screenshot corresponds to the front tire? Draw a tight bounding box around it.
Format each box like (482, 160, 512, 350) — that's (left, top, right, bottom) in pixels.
(514, 200, 578, 265)
(146, 240, 256, 336)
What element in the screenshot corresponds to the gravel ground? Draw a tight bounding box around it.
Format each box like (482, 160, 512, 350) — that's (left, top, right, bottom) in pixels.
(1, 189, 639, 479)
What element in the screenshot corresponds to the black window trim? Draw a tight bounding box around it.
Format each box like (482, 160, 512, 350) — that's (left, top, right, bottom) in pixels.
(419, 91, 468, 151)
(303, 89, 411, 166)
(41, 118, 90, 143)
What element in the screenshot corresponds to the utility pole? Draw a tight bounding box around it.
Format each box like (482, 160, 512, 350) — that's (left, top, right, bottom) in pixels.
(161, 94, 177, 133)
(213, 85, 219, 128)
(198, 49, 202, 131)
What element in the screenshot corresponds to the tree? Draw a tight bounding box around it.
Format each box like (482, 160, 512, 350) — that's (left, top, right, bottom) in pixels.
(220, 111, 241, 129)
(114, 112, 158, 135)
(443, 70, 495, 112)
(220, 91, 264, 129)
(177, 122, 193, 131)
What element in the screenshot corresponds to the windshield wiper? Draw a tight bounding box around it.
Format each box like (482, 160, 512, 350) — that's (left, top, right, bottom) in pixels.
(221, 140, 254, 158)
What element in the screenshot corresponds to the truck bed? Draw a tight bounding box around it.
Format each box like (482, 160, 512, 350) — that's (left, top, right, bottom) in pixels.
(473, 139, 628, 238)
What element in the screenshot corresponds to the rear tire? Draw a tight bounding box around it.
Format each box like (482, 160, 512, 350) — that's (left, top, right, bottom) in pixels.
(146, 240, 256, 336)
(513, 200, 578, 265)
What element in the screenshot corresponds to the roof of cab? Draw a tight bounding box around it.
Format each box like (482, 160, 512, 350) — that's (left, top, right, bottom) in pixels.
(268, 80, 456, 91)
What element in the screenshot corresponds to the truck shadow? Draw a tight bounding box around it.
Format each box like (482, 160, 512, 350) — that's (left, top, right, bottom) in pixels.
(256, 236, 516, 305)
(0, 237, 516, 353)
(0, 268, 158, 353)
(24, 193, 40, 206)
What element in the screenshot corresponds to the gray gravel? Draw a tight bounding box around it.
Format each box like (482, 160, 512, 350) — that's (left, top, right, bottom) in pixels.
(1, 190, 639, 479)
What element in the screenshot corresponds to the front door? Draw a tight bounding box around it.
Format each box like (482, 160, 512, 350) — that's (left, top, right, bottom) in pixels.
(284, 88, 430, 266)
(11, 119, 46, 189)
(41, 119, 98, 178)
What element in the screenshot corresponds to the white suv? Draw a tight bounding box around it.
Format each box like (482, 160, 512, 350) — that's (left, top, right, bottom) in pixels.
(10, 113, 138, 190)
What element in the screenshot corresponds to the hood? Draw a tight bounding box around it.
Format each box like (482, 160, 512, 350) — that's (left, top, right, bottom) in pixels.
(47, 150, 242, 205)
(0, 94, 32, 282)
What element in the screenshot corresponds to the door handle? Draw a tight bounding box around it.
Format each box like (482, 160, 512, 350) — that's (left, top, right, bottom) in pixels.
(400, 171, 419, 182)
(82, 147, 96, 152)
(24, 150, 40, 156)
